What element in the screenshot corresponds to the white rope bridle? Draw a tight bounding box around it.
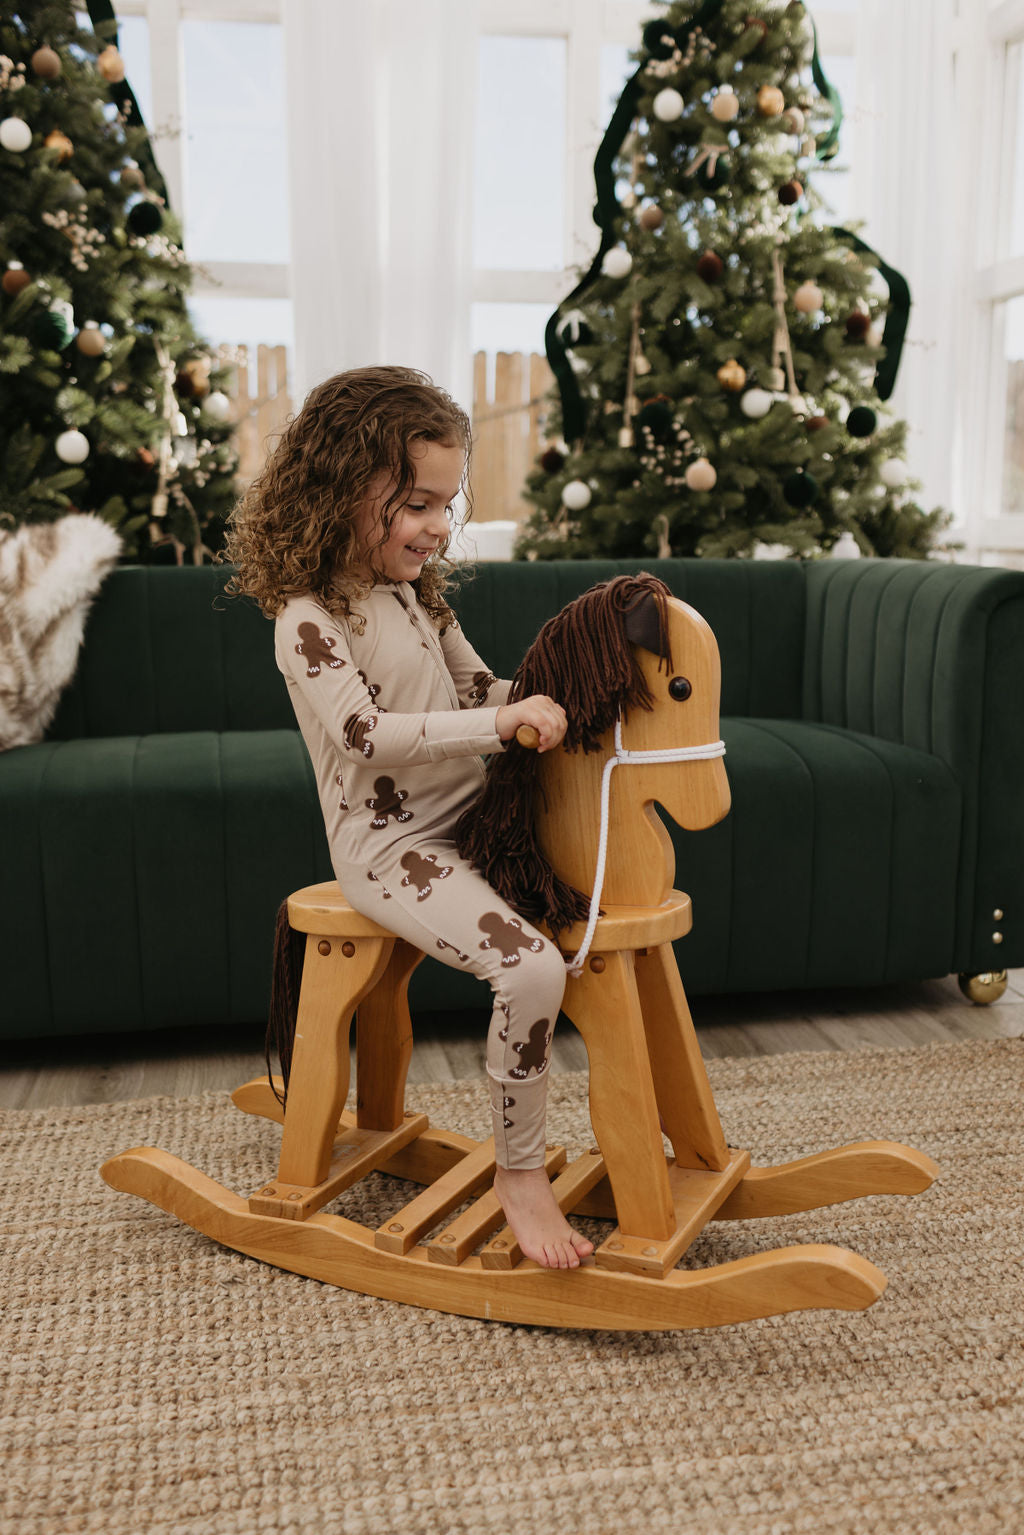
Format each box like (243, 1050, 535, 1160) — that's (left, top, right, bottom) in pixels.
(565, 717, 726, 978)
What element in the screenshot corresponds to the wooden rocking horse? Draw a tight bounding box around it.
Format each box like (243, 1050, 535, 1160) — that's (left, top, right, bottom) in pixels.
(101, 576, 937, 1330)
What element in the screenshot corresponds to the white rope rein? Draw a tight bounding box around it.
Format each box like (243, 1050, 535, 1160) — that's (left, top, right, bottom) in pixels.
(564, 718, 726, 978)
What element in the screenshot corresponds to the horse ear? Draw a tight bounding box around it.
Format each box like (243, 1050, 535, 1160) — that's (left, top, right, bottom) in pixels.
(623, 591, 664, 656)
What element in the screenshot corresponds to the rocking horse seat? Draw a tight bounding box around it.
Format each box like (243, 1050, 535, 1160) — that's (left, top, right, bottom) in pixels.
(286, 880, 694, 953)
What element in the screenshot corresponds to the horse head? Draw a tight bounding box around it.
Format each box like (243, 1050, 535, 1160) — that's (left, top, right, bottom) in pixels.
(533, 589, 731, 908)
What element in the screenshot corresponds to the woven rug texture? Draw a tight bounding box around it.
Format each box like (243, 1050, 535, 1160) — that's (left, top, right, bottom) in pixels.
(3, 1037, 1023, 1535)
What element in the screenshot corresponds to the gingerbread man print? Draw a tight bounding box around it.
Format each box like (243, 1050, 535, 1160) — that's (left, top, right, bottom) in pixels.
(365, 776, 413, 829)
(508, 1019, 552, 1079)
(478, 912, 545, 967)
(502, 1094, 515, 1129)
(399, 850, 453, 901)
(344, 713, 377, 758)
(469, 670, 498, 707)
(294, 622, 345, 678)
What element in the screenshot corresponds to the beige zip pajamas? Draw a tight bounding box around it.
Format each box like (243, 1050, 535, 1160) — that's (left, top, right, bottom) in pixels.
(275, 581, 566, 1169)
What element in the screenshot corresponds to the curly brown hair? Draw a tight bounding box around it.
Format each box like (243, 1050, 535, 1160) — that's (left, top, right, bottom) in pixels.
(223, 365, 472, 624)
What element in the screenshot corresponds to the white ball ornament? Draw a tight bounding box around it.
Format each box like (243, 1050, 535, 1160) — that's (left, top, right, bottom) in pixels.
(202, 390, 232, 422)
(55, 429, 89, 464)
(601, 246, 633, 279)
(740, 388, 774, 419)
(782, 107, 805, 134)
(1, 118, 33, 153)
(561, 479, 592, 511)
(879, 459, 907, 488)
(685, 458, 717, 492)
(710, 87, 739, 123)
(794, 281, 824, 314)
(653, 88, 685, 123)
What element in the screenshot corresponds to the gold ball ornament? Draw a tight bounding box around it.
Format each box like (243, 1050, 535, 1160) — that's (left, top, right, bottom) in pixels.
(2, 262, 31, 296)
(717, 358, 747, 392)
(44, 129, 73, 161)
(176, 356, 212, 398)
(31, 47, 62, 79)
(710, 87, 739, 123)
(120, 161, 145, 190)
(757, 85, 786, 118)
(75, 322, 106, 357)
(793, 281, 824, 313)
(685, 458, 717, 492)
(781, 107, 805, 134)
(97, 46, 126, 83)
(638, 203, 664, 231)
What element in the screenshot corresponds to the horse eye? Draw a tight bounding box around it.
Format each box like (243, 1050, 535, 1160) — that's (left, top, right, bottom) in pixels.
(668, 676, 692, 701)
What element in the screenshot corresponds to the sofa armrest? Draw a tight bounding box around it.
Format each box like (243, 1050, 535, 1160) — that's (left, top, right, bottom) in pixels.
(802, 559, 1024, 972)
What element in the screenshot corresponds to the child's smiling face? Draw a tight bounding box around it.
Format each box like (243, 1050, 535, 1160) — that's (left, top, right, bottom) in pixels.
(355, 439, 465, 584)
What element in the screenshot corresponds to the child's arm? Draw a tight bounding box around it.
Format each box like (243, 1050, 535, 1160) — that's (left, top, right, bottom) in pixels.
(276, 600, 503, 766)
(438, 619, 513, 710)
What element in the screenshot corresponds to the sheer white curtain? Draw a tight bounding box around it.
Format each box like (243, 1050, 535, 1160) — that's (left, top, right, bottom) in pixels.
(282, 0, 479, 411)
(851, 0, 960, 517)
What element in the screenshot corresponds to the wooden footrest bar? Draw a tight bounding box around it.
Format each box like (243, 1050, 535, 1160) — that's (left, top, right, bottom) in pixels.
(425, 1145, 567, 1266)
(480, 1147, 609, 1270)
(595, 1149, 750, 1277)
(248, 1112, 429, 1220)
(375, 1137, 499, 1255)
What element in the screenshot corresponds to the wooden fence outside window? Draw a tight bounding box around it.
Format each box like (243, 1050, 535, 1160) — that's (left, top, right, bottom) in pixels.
(221, 347, 553, 524)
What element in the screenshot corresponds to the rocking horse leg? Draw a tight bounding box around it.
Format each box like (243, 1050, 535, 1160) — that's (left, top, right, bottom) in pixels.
(355, 939, 423, 1131)
(276, 934, 392, 1187)
(634, 943, 730, 1172)
(562, 950, 675, 1241)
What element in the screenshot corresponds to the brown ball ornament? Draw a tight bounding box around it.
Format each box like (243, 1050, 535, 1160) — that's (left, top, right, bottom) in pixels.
(806, 415, 830, 432)
(778, 179, 803, 205)
(757, 85, 785, 117)
(696, 250, 723, 282)
(175, 356, 212, 399)
(120, 162, 146, 190)
(97, 45, 126, 83)
(638, 203, 664, 231)
(717, 358, 747, 392)
(31, 46, 62, 79)
(539, 446, 566, 474)
(44, 129, 73, 162)
(76, 322, 106, 357)
(743, 17, 769, 42)
(2, 262, 31, 296)
(137, 446, 155, 468)
(845, 311, 871, 340)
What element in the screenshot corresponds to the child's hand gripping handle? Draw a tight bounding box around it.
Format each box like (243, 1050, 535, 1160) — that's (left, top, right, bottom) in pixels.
(496, 696, 566, 753)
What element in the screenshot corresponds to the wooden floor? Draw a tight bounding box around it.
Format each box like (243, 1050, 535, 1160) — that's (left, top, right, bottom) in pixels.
(2, 968, 1021, 1113)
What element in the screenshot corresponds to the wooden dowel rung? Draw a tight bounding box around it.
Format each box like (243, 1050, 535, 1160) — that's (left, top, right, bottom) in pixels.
(480, 1147, 607, 1270)
(375, 1138, 497, 1255)
(248, 1112, 428, 1221)
(426, 1144, 567, 1267)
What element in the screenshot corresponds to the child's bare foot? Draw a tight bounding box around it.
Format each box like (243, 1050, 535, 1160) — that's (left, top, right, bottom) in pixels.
(493, 1166, 595, 1269)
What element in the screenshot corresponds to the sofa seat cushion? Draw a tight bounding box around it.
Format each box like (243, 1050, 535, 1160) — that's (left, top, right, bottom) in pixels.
(669, 719, 963, 994)
(1, 731, 332, 1036)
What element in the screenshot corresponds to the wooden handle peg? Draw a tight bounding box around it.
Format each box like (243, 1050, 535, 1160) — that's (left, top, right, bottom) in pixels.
(515, 725, 541, 750)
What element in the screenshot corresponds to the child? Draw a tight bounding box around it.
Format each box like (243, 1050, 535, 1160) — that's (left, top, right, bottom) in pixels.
(225, 364, 594, 1270)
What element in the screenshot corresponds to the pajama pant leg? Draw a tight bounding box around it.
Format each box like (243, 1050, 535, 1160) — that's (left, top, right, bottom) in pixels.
(336, 842, 567, 1170)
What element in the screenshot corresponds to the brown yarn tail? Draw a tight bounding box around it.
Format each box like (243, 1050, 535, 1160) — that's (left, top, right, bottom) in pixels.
(266, 899, 305, 1106)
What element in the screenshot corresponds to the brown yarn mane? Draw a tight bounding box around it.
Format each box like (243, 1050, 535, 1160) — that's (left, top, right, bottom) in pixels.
(453, 573, 673, 937)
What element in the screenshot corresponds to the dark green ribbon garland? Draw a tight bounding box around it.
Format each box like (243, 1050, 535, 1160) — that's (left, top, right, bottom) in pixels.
(85, 0, 169, 207)
(544, 1, 906, 443)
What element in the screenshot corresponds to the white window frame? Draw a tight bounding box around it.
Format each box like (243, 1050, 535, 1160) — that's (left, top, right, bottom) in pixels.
(955, 0, 1024, 556)
(113, 0, 288, 308)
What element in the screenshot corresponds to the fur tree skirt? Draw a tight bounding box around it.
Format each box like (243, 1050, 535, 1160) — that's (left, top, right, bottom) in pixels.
(0, 515, 122, 751)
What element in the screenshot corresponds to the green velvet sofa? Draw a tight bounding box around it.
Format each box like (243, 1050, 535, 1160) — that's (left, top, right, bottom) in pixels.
(2, 557, 1022, 1040)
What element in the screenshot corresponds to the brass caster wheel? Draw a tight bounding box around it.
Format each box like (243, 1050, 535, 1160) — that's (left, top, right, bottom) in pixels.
(957, 970, 1008, 1005)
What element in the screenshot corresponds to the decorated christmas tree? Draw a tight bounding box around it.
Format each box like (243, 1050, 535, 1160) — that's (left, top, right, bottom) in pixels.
(519, 0, 950, 561)
(0, 1, 237, 563)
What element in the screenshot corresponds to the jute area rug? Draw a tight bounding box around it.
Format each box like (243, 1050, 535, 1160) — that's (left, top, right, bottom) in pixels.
(3, 1038, 1023, 1535)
